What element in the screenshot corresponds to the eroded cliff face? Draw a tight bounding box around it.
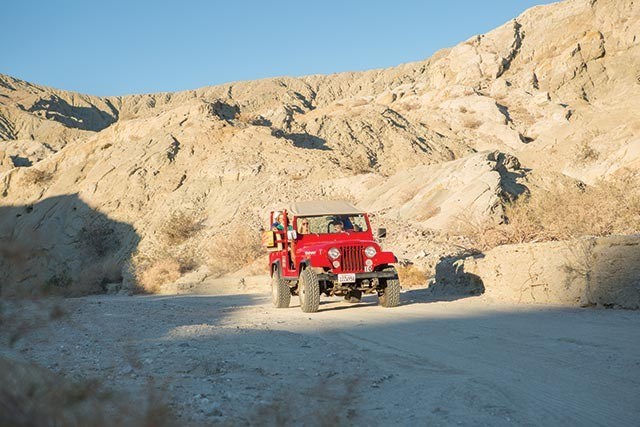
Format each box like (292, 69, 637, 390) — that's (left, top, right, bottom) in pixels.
(1, 0, 638, 289)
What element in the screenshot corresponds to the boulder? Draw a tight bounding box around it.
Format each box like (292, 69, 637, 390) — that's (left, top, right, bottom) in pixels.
(459, 235, 640, 308)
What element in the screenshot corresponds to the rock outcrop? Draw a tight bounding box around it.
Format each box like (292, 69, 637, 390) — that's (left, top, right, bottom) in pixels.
(449, 235, 640, 309)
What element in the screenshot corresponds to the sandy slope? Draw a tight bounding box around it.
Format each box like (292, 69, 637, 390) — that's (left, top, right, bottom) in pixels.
(5, 282, 639, 426)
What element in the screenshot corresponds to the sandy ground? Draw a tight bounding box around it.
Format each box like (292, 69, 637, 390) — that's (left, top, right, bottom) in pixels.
(5, 279, 640, 426)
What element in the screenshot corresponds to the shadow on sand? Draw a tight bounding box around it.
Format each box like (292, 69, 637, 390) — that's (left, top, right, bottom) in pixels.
(0, 193, 139, 295)
(25, 95, 118, 132)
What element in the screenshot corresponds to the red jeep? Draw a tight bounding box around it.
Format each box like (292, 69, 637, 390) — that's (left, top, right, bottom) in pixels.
(263, 200, 400, 312)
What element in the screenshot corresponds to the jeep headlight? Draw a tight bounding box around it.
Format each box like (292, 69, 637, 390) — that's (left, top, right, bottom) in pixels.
(364, 246, 377, 258)
(328, 247, 341, 260)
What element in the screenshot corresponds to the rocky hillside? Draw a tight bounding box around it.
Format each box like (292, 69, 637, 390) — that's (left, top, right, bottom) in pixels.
(1, 0, 638, 291)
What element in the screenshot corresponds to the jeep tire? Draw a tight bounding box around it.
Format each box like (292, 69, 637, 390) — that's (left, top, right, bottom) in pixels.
(299, 269, 320, 313)
(379, 268, 400, 308)
(271, 267, 290, 308)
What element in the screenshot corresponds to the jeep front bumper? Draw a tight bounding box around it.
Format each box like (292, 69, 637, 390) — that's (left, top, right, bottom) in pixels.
(317, 270, 398, 282)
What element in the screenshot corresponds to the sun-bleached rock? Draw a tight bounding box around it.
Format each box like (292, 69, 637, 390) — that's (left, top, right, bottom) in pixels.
(457, 235, 640, 309)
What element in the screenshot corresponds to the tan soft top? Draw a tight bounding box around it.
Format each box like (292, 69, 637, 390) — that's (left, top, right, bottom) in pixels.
(289, 200, 365, 216)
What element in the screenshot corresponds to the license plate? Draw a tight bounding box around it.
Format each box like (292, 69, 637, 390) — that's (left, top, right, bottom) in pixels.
(338, 273, 356, 283)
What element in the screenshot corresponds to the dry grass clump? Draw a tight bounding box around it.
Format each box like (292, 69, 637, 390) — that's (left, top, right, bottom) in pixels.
(133, 257, 182, 293)
(0, 357, 177, 427)
(575, 140, 599, 162)
(348, 154, 374, 175)
(159, 210, 204, 245)
(397, 265, 428, 288)
(206, 229, 264, 277)
(461, 116, 482, 129)
(78, 222, 117, 258)
(246, 376, 361, 425)
(22, 168, 54, 185)
(130, 210, 206, 293)
(1, 299, 68, 347)
(458, 172, 640, 251)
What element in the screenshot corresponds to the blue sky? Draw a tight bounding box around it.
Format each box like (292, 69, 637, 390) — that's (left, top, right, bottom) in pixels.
(2, 0, 556, 96)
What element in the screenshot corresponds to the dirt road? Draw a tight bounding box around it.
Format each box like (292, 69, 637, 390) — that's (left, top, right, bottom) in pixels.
(6, 281, 640, 426)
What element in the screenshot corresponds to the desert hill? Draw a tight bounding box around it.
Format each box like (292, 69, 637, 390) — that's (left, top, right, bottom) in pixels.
(0, 0, 638, 292)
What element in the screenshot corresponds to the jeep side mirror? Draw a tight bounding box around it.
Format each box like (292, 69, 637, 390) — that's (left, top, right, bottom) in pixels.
(377, 228, 387, 239)
(287, 229, 298, 240)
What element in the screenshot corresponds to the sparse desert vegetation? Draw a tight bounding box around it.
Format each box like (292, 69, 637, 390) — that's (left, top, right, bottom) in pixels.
(461, 116, 482, 129)
(0, 359, 165, 427)
(206, 228, 265, 277)
(22, 168, 54, 185)
(159, 210, 204, 246)
(134, 256, 182, 293)
(457, 171, 640, 251)
(396, 264, 429, 288)
(575, 139, 600, 162)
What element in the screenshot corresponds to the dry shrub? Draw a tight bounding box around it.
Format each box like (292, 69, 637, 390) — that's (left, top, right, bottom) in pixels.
(135, 257, 181, 293)
(206, 229, 264, 277)
(130, 210, 206, 292)
(348, 154, 373, 175)
(397, 265, 428, 288)
(159, 210, 204, 246)
(78, 222, 118, 258)
(1, 299, 68, 347)
(41, 271, 74, 296)
(246, 376, 361, 426)
(457, 172, 640, 251)
(0, 356, 177, 427)
(462, 116, 482, 129)
(73, 259, 123, 294)
(22, 168, 53, 185)
(455, 216, 512, 252)
(575, 140, 599, 162)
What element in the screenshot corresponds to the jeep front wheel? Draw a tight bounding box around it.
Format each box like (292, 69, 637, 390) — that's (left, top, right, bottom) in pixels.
(379, 268, 400, 308)
(298, 269, 320, 313)
(271, 267, 290, 308)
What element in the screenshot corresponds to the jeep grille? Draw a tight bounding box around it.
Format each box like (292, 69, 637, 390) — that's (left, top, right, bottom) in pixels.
(340, 245, 365, 272)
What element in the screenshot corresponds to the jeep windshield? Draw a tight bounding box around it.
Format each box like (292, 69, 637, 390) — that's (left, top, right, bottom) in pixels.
(297, 214, 369, 234)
